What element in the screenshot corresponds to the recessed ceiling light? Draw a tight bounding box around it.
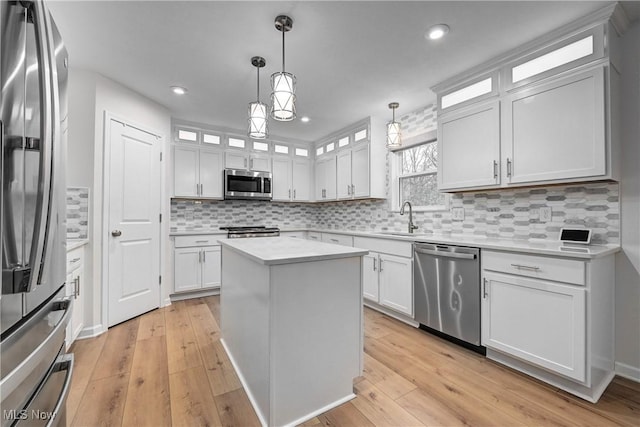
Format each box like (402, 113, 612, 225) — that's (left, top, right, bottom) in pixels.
(426, 24, 450, 40)
(171, 86, 187, 95)
(300, 116, 310, 123)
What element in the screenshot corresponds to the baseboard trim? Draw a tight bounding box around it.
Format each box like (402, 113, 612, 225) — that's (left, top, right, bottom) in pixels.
(170, 288, 219, 302)
(163, 297, 172, 307)
(363, 300, 419, 327)
(615, 361, 640, 382)
(77, 323, 106, 340)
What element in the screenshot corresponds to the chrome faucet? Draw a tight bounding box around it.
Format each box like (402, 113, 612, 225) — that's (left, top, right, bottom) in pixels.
(400, 201, 419, 234)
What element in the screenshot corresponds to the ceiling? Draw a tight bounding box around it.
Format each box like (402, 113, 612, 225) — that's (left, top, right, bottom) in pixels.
(48, 0, 630, 143)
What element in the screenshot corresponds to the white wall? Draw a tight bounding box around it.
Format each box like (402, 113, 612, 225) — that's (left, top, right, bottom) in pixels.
(67, 69, 171, 336)
(615, 20, 640, 380)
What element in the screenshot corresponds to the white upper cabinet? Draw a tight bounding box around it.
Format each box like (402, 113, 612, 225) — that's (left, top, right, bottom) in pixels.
(438, 101, 501, 191)
(173, 145, 223, 199)
(432, 21, 619, 192)
(315, 156, 337, 201)
(504, 66, 606, 185)
(314, 117, 385, 201)
(292, 159, 312, 201)
(225, 151, 271, 172)
(272, 157, 292, 201)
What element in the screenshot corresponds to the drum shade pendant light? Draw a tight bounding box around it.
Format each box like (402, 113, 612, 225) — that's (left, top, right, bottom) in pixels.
(271, 15, 296, 121)
(387, 102, 402, 148)
(248, 56, 268, 139)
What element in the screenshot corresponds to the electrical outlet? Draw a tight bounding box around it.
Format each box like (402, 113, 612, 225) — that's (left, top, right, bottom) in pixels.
(452, 207, 465, 221)
(540, 207, 552, 222)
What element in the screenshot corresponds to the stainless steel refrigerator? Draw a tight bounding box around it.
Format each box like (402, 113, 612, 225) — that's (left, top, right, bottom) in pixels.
(1, 1, 73, 425)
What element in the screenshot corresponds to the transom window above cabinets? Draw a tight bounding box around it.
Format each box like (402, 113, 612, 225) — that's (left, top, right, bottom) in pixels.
(316, 146, 324, 156)
(202, 133, 220, 145)
(338, 136, 349, 148)
(228, 137, 245, 149)
(177, 128, 198, 142)
(274, 144, 289, 155)
(295, 148, 309, 157)
(326, 142, 335, 153)
(253, 141, 269, 152)
(354, 128, 367, 143)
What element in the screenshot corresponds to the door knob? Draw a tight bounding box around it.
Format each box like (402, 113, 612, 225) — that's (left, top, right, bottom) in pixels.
(111, 230, 122, 237)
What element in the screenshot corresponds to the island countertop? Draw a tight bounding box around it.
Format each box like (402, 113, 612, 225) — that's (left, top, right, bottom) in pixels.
(219, 236, 368, 265)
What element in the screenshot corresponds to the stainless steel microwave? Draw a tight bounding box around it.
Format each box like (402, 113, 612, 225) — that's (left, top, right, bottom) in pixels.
(224, 169, 272, 201)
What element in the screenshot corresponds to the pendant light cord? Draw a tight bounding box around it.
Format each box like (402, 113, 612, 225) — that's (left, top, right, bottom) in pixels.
(256, 65, 260, 102)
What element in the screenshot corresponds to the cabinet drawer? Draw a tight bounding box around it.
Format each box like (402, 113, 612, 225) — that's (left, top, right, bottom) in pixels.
(353, 236, 412, 258)
(174, 235, 223, 248)
(483, 250, 585, 285)
(67, 247, 84, 273)
(321, 233, 353, 247)
(307, 232, 322, 241)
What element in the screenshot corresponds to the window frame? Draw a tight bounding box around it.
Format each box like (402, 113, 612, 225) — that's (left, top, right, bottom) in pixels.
(391, 138, 449, 212)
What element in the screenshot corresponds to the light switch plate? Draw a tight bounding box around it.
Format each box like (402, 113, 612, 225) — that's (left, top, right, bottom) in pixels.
(540, 207, 552, 222)
(452, 207, 465, 221)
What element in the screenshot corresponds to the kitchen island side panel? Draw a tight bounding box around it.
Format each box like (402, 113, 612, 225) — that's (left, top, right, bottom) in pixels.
(270, 257, 362, 426)
(220, 247, 271, 424)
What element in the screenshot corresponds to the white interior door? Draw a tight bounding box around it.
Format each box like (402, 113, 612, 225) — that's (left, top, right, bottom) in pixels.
(107, 119, 161, 327)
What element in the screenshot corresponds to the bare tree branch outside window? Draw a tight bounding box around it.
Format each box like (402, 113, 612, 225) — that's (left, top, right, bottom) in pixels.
(398, 141, 446, 208)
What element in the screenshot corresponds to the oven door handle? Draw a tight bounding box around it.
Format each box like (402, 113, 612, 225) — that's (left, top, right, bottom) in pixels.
(414, 248, 477, 260)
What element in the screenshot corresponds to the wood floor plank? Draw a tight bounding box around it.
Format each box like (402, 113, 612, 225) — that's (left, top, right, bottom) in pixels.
(186, 298, 242, 396)
(351, 379, 425, 426)
(122, 335, 171, 427)
(66, 332, 108, 424)
(316, 401, 375, 426)
(71, 373, 129, 427)
(298, 416, 323, 426)
(169, 365, 223, 427)
(136, 307, 166, 341)
(90, 318, 139, 381)
(395, 387, 470, 427)
(362, 353, 417, 400)
(204, 295, 221, 323)
(200, 339, 242, 396)
(65, 296, 640, 427)
(400, 363, 525, 427)
(165, 300, 203, 374)
(215, 388, 262, 427)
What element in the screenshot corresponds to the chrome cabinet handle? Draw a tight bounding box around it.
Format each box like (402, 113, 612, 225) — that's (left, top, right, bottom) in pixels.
(506, 158, 512, 177)
(379, 259, 383, 272)
(347, 185, 351, 195)
(195, 240, 208, 243)
(250, 158, 254, 169)
(351, 184, 355, 195)
(74, 276, 80, 299)
(483, 278, 488, 298)
(330, 238, 339, 243)
(289, 189, 291, 199)
(198, 250, 202, 263)
(373, 258, 377, 271)
(510, 263, 540, 271)
(244, 158, 248, 168)
(203, 251, 206, 263)
(493, 160, 498, 179)
(200, 184, 204, 195)
(293, 189, 296, 199)
(111, 230, 122, 237)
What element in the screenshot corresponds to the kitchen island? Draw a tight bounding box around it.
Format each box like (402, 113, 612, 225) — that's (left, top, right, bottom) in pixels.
(219, 237, 368, 427)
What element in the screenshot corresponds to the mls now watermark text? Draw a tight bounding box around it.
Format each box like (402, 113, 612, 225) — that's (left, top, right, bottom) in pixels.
(3, 410, 57, 421)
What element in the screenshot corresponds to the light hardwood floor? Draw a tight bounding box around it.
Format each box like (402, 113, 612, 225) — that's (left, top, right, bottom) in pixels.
(67, 296, 640, 426)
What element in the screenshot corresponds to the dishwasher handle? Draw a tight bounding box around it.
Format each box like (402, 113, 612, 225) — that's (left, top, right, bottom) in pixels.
(414, 247, 477, 260)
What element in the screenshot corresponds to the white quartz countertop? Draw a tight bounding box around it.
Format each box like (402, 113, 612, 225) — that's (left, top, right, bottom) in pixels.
(67, 239, 89, 252)
(170, 228, 619, 259)
(219, 236, 369, 265)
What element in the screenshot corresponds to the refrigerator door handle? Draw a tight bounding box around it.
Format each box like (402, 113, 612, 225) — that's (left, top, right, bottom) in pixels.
(26, 0, 55, 293)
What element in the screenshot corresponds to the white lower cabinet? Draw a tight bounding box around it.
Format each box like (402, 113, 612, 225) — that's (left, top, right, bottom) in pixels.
(174, 236, 221, 293)
(354, 237, 413, 318)
(66, 246, 85, 348)
(481, 249, 614, 402)
(482, 271, 586, 381)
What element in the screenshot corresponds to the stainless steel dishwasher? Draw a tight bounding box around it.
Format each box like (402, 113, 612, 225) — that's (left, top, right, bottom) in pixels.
(413, 242, 484, 353)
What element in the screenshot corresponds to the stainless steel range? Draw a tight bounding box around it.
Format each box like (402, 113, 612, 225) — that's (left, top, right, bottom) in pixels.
(220, 226, 280, 238)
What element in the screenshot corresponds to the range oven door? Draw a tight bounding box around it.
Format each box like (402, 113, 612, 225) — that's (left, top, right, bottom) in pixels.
(224, 169, 272, 200)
